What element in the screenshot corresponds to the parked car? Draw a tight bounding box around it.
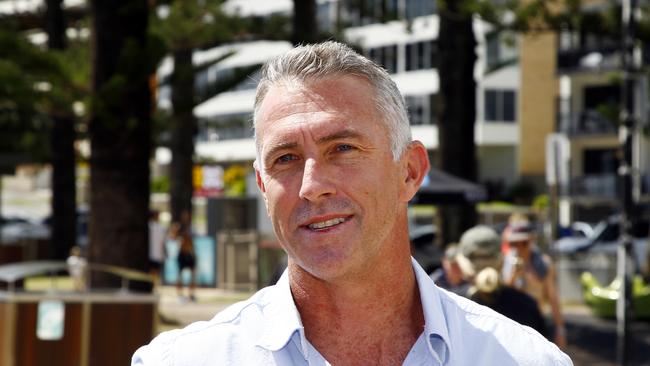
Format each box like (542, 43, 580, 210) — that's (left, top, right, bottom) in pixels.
(40, 207, 89, 247)
(553, 215, 650, 274)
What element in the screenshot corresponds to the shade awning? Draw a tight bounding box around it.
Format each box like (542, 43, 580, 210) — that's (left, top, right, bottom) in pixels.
(411, 168, 487, 205)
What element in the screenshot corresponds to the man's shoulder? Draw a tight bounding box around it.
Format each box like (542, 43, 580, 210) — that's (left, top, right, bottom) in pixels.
(435, 287, 572, 365)
(132, 286, 279, 366)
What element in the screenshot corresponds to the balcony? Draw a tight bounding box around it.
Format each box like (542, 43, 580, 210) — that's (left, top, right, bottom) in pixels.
(198, 126, 253, 142)
(569, 174, 618, 200)
(557, 110, 618, 137)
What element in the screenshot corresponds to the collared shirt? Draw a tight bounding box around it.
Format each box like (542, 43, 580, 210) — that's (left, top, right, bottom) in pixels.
(132, 258, 572, 365)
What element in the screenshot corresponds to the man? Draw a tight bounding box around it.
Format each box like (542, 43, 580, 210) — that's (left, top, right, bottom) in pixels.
(503, 220, 567, 348)
(458, 225, 548, 338)
(148, 210, 166, 279)
(429, 244, 471, 296)
(133, 42, 571, 365)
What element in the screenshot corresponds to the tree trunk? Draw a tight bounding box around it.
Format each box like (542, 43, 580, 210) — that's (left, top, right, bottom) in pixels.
(50, 116, 77, 259)
(435, 1, 478, 247)
(46, 0, 77, 260)
(169, 48, 196, 224)
(45, 0, 66, 50)
(89, 0, 151, 289)
(292, 0, 318, 45)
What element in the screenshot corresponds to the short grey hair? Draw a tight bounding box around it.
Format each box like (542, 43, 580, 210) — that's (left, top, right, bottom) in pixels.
(253, 41, 411, 162)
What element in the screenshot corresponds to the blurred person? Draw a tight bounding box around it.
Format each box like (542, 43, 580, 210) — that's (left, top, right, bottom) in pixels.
(500, 212, 529, 254)
(502, 220, 567, 348)
(133, 42, 571, 365)
(170, 210, 196, 302)
(148, 210, 166, 280)
(429, 244, 471, 296)
(458, 226, 548, 338)
(67, 246, 87, 291)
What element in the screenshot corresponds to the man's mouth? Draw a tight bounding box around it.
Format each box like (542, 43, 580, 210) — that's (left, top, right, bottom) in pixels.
(307, 217, 347, 230)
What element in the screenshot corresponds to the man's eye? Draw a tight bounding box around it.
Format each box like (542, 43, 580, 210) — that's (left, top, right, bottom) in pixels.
(336, 144, 354, 152)
(276, 154, 298, 164)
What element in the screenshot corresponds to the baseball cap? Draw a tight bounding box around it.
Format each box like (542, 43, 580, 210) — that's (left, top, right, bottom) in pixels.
(459, 225, 501, 259)
(506, 221, 534, 242)
(457, 226, 501, 276)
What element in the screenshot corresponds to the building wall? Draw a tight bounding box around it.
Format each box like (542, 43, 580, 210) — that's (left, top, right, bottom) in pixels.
(519, 32, 558, 182)
(477, 145, 517, 187)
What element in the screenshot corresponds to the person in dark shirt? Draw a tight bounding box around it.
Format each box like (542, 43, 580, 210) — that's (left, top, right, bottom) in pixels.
(457, 225, 549, 338)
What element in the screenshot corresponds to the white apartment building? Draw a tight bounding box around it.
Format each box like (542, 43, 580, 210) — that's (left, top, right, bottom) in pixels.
(161, 0, 523, 195)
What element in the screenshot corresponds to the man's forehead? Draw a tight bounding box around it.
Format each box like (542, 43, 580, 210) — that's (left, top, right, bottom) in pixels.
(255, 76, 382, 147)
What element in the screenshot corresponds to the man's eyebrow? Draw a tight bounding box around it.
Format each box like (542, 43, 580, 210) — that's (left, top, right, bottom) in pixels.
(316, 129, 362, 144)
(264, 141, 298, 160)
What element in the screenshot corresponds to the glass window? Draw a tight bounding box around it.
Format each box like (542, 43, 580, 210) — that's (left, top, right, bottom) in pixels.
(485, 90, 498, 121)
(486, 33, 500, 68)
(406, 43, 414, 71)
(383, 45, 397, 74)
(484, 89, 516, 122)
(430, 41, 437, 68)
(502, 90, 515, 122)
(406, 95, 424, 125)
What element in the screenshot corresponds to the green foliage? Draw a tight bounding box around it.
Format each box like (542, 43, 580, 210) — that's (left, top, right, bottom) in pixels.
(151, 174, 170, 193)
(151, 0, 246, 51)
(532, 194, 549, 212)
(0, 28, 68, 160)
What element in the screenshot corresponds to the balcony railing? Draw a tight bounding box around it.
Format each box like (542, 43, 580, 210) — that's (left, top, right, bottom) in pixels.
(557, 110, 618, 136)
(569, 174, 618, 199)
(198, 126, 254, 142)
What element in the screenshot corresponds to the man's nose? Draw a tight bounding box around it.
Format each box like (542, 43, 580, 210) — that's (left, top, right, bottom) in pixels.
(298, 158, 336, 201)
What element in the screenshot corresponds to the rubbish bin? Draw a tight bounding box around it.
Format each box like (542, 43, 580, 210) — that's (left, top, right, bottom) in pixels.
(0, 261, 157, 366)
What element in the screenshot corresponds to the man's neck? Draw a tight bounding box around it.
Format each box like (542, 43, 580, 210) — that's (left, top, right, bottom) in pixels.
(289, 254, 424, 365)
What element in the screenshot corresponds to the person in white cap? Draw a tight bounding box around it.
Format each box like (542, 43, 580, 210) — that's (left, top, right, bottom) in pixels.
(458, 225, 548, 338)
(502, 220, 567, 348)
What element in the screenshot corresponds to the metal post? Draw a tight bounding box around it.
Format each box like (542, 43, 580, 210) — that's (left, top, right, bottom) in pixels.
(618, 0, 638, 364)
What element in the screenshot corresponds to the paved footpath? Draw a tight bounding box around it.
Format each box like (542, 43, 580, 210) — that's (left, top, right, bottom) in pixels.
(154, 287, 650, 365)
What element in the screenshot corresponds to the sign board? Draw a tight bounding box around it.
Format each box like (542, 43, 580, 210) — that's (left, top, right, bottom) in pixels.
(546, 134, 570, 186)
(193, 165, 224, 197)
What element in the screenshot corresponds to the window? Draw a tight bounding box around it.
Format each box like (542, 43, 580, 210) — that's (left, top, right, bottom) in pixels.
(405, 40, 436, 71)
(367, 45, 397, 74)
(405, 0, 436, 19)
(484, 89, 516, 122)
(486, 33, 500, 69)
(405, 94, 436, 126)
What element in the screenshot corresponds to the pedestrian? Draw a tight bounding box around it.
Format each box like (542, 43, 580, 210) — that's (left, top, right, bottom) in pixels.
(429, 244, 471, 296)
(148, 210, 166, 281)
(458, 225, 549, 337)
(66, 245, 87, 292)
(502, 220, 567, 348)
(500, 211, 529, 254)
(132, 41, 571, 365)
(170, 209, 196, 302)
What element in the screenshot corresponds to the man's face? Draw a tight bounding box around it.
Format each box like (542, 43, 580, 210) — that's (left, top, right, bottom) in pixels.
(254, 76, 413, 281)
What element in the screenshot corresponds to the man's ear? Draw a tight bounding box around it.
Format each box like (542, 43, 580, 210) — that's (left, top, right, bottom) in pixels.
(399, 141, 430, 202)
(254, 161, 269, 212)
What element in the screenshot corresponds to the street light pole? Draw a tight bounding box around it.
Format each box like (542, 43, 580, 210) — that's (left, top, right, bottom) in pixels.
(618, 0, 638, 364)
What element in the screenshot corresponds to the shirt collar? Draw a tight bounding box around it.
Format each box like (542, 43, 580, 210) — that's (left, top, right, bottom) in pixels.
(255, 259, 452, 364)
(254, 270, 307, 354)
(412, 257, 452, 364)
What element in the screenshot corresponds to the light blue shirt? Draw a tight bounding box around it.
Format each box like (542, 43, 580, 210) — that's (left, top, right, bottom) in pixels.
(132, 259, 572, 365)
